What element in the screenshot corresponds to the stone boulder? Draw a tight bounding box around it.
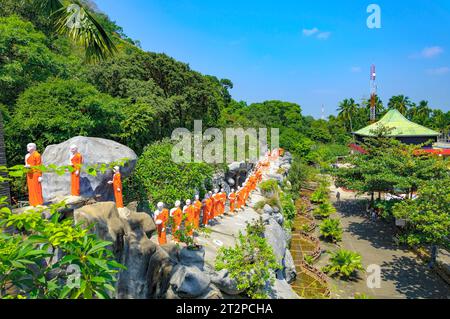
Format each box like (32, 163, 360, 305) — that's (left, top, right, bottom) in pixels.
(179, 247, 205, 270)
(169, 266, 211, 298)
(269, 279, 300, 299)
(210, 269, 244, 296)
(264, 219, 288, 263)
(283, 249, 297, 284)
(263, 204, 275, 215)
(42, 136, 137, 202)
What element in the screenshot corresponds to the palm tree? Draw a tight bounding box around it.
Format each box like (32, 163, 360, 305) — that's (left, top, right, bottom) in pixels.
(388, 95, 411, 116)
(337, 98, 359, 132)
(0, 1, 117, 204)
(38, 0, 117, 63)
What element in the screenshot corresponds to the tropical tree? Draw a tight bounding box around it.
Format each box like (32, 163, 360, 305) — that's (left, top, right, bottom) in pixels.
(37, 0, 117, 63)
(388, 95, 411, 115)
(393, 178, 450, 266)
(337, 98, 359, 132)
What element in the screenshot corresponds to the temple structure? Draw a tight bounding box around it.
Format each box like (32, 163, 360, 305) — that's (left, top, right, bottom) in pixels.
(351, 109, 450, 156)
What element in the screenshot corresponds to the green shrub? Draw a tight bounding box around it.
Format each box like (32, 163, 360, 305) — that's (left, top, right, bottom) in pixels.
(320, 219, 343, 243)
(259, 180, 279, 194)
(310, 187, 329, 204)
(313, 202, 336, 219)
(124, 140, 214, 210)
(0, 199, 125, 299)
(323, 249, 364, 279)
(254, 197, 279, 211)
(215, 219, 281, 299)
(280, 192, 296, 223)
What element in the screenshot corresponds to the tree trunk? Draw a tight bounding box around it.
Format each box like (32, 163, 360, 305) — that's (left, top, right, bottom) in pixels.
(0, 113, 10, 205)
(428, 245, 438, 268)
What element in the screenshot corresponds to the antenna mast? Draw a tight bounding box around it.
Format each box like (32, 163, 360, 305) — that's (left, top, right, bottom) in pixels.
(370, 64, 377, 122)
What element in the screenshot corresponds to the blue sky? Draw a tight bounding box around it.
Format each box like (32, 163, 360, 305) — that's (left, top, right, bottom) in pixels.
(94, 0, 450, 118)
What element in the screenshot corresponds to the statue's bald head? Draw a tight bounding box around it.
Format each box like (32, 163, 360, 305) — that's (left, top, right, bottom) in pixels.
(70, 144, 78, 153)
(27, 143, 37, 153)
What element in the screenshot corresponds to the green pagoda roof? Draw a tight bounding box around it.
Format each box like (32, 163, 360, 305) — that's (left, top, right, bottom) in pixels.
(354, 110, 440, 137)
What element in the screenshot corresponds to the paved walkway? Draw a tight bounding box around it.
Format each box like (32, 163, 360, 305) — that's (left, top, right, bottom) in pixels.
(326, 185, 450, 299)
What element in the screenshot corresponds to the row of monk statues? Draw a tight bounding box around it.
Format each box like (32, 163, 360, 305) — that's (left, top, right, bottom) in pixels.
(25, 143, 124, 208)
(153, 148, 284, 245)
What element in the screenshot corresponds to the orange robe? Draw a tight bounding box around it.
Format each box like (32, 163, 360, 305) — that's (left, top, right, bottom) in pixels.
(171, 207, 183, 242)
(184, 205, 195, 236)
(113, 172, 124, 208)
(212, 193, 221, 217)
(155, 209, 169, 245)
(26, 151, 44, 207)
(203, 198, 213, 225)
(71, 153, 83, 196)
(228, 192, 236, 213)
(193, 200, 202, 229)
(236, 191, 243, 209)
(218, 192, 226, 216)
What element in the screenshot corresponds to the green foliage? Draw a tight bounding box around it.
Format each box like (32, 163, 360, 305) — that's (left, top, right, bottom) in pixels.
(5, 79, 124, 164)
(124, 140, 214, 210)
(320, 219, 343, 243)
(374, 199, 402, 221)
(288, 158, 318, 200)
(0, 15, 73, 107)
(259, 180, 279, 194)
(280, 192, 296, 223)
(0, 198, 124, 299)
(310, 186, 329, 204)
(313, 202, 336, 219)
(335, 136, 449, 199)
(215, 219, 281, 299)
(393, 178, 450, 249)
(323, 249, 364, 279)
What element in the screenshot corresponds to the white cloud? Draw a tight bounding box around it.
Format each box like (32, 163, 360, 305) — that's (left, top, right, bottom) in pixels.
(411, 46, 444, 59)
(351, 66, 362, 73)
(302, 27, 331, 40)
(302, 28, 319, 37)
(426, 67, 450, 75)
(317, 32, 331, 40)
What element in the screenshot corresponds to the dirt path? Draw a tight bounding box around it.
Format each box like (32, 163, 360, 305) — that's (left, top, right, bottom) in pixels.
(326, 184, 450, 299)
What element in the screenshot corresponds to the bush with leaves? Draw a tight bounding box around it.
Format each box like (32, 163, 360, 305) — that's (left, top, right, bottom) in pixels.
(215, 218, 281, 299)
(259, 180, 279, 195)
(313, 202, 336, 219)
(393, 178, 450, 259)
(310, 186, 329, 204)
(320, 219, 343, 243)
(0, 198, 125, 299)
(124, 140, 214, 211)
(323, 249, 364, 279)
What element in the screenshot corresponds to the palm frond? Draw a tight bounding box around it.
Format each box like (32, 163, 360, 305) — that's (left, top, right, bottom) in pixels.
(52, 1, 117, 63)
(35, 0, 64, 14)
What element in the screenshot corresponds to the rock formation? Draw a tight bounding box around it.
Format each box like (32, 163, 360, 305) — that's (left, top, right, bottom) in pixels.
(42, 136, 137, 202)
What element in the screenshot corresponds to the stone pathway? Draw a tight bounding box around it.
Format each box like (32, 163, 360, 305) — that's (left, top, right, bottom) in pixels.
(326, 184, 450, 299)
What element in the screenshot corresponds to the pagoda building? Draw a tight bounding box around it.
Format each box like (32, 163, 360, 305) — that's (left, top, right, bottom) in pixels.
(351, 109, 450, 156)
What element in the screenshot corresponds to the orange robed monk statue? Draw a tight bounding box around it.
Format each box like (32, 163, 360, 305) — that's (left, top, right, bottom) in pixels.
(154, 202, 169, 245)
(25, 143, 44, 207)
(170, 201, 183, 242)
(69, 144, 83, 196)
(108, 166, 124, 208)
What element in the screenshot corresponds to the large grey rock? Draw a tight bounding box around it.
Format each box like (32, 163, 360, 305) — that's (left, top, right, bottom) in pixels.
(283, 249, 297, 284)
(269, 279, 300, 299)
(264, 219, 287, 263)
(170, 266, 211, 298)
(263, 204, 275, 215)
(179, 247, 205, 270)
(74, 201, 172, 299)
(210, 269, 244, 296)
(273, 213, 284, 226)
(42, 136, 137, 201)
